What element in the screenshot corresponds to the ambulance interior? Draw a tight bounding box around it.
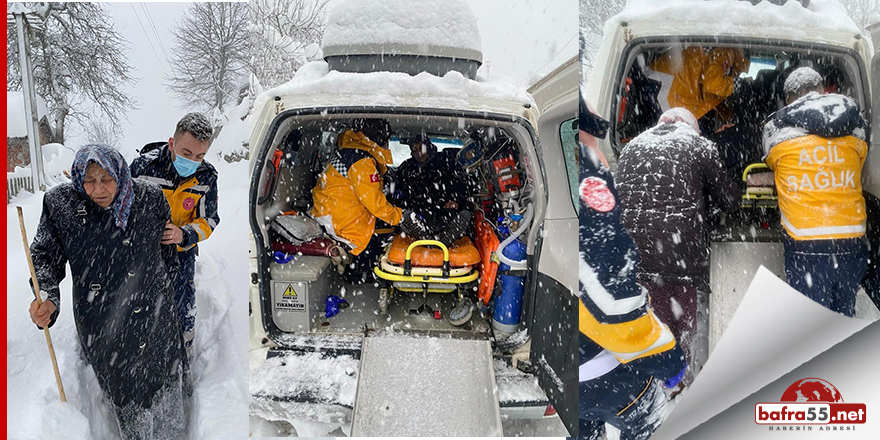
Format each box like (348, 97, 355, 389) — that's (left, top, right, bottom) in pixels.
(611, 42, 878, 344)
(614, 43, 868, 239)
(252, 113, 540, 341)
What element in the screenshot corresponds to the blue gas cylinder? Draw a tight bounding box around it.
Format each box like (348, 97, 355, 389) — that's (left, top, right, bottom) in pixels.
(493, 237, 527, 333)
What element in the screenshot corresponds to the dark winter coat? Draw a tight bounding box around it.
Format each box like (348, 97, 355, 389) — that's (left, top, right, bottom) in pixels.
(864, 191, 880, 309)
(616, 122, 740, 292)
(395, 148, 470, 224)
(31, 180, 187, 414)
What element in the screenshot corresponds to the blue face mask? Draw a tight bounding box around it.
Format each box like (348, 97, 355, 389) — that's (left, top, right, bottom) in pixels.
(173, 154, 201, 177)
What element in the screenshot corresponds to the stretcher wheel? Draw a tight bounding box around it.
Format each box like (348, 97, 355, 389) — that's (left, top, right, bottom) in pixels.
(379, 288, 389, 315)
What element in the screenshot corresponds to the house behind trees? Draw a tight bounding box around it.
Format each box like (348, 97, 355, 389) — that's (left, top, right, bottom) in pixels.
(6, 90, 55, 172)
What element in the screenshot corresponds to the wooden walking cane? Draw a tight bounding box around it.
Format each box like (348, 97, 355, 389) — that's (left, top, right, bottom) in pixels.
(17, 206, 67, 402)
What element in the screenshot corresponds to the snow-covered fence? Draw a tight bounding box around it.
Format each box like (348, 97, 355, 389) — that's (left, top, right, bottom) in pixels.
(6, 143, 75, 202)
(7, 176, 33, 202)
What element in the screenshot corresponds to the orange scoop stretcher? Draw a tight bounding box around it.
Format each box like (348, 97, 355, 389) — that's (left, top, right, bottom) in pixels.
(375, 234, 480, 284)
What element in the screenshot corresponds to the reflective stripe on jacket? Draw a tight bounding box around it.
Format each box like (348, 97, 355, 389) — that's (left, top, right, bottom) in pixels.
(579, 142, 682, 381)
(764, 92, 868, 240)
(311, 130, 402, 255)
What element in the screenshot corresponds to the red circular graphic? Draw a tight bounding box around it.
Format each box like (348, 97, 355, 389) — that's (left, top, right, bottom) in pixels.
(182, 197, 196, 211)
(780, 378, 844, 402)
(580, 177, 616, 212)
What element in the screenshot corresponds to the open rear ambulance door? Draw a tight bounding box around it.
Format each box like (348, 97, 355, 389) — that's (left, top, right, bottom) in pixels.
(525, 56, 579, 436)
(867, 49, 879, 195)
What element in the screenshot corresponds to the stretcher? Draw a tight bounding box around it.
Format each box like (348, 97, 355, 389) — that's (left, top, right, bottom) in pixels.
(373, 234, 481, 315)
(741, 163, 778, 209)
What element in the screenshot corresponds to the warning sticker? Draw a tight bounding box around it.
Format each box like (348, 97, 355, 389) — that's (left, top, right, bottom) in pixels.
(275, 283, 305, 312)
(282, 285, 298, 300)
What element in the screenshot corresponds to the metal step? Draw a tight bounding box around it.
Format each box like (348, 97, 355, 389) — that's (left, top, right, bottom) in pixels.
(250, 345, 361, 426)
(350, 335, 503, 436)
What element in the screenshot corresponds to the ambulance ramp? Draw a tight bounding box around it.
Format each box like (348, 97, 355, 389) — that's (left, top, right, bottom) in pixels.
(249, 335, 363, 427)
(351, 335, 503, 436)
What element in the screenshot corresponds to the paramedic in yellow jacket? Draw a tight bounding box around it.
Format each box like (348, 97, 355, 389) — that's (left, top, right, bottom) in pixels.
(130, 112, 219, 360)
(312, 119, 430, 283)
(647, 46, 750, 120)
(762, 67, 869, 317)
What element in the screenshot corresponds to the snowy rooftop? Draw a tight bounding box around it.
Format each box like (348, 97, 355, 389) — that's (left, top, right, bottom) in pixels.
(254, 61, 533, 115)
(321, 0, 482, 61)
(7, 91, 49, 138)
(609, 0, 863, 39)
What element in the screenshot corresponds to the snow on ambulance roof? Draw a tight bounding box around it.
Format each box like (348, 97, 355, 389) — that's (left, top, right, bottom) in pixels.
(322, 0, 482, 61)
(254, 61, 534, 114)
(7, 91, 49, 138)
(608, 0, 863, 40)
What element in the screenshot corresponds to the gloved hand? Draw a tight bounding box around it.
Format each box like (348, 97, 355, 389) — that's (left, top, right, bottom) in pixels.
(664, 364, 688, 389)
(400, 209, 432, 239)
(325, 295, 348, 318)
(383, 168, 397, 195)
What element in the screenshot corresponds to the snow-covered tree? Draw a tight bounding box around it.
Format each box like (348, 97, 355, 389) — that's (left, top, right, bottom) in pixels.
(249, 0, 329, 90)
(85, 117, 122, 150)
(580, 0, 626, 78)
(165, 2, 249, 114)
(6, 2, 137, 144)
(837, 0, 880, 29)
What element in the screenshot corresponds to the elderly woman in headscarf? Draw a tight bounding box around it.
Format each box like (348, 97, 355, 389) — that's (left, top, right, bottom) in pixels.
(27, 144, 188, 439)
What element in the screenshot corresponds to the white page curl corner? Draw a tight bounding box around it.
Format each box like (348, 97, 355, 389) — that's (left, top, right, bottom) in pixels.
(650, 266, 877, 440)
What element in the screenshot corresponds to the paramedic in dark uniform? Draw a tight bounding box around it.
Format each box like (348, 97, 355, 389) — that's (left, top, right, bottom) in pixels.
(579, 97, 687, 440)
(130, 112, 220, 360)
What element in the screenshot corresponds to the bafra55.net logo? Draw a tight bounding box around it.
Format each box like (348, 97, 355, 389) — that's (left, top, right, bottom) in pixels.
(755, 378, 866, 431)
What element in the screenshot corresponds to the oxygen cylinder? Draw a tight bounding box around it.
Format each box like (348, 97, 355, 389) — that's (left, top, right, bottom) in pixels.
(492, 236, 527, 333)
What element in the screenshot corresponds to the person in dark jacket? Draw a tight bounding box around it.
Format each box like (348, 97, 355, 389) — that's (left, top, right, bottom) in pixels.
(28, 144, 187, 440)
(763, 67, 869, 317)
(579, 98, 687, 440)
(131, 112, 220, 359)
(396, 134, 473, 244)
(616, 107, 740, 387)
(395, 134, 476, 322)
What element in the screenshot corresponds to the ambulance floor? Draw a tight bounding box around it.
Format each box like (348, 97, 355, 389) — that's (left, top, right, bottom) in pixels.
(311, 283, 492, 338)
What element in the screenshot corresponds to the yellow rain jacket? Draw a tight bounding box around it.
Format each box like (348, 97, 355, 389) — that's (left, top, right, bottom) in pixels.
(649, 47, 750, 119)
(312, 130, 402, 255)
(764, 93, 868, 241)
